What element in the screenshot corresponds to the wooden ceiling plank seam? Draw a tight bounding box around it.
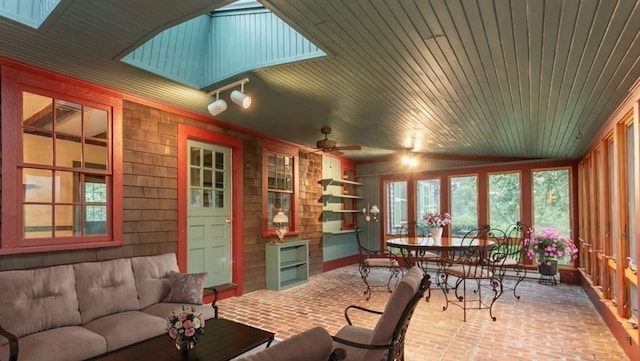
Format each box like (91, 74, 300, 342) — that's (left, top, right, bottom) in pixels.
(551, 0, 618, 157)
(527, 0, 544, 155)
(535, 0, 563, 157)
(549, 0, 601, 157)
(427, 0, 509, 154)
(455, 0, 513, 155)
(314, 1, 457, 140)
(565, 0, 639, 151)
(490, 0, 524, 156)
(542, 0, 580, 156)
(351, 0, 461, 135)
(510, 0, 532, 154)
(397, 0, 492, 142)
(385, 0, 489, 144)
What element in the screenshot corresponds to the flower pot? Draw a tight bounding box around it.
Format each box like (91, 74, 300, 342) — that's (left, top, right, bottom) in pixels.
(430, 227, 443, 245)
(538, 259, 558, 276)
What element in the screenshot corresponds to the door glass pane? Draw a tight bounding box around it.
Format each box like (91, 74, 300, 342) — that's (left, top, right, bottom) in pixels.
(610, 141, 617, 256)
(627, 124, 636, 266)
(190, 147, 201, 166)
(385, 181, 407, 235)
(416, 179, 439, 236)
(488, 172, 521, 231)
(203, 149, 213, 168)
(450, 176, 478, 236)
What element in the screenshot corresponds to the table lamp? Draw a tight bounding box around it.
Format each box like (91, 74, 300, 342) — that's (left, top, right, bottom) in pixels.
(272, 211, 289, 243)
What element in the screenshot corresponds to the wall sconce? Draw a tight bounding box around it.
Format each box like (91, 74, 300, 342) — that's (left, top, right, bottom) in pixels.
(272, 211, 289, 244)
(362, 203, 380, 222)
(207, 78, 252, 116)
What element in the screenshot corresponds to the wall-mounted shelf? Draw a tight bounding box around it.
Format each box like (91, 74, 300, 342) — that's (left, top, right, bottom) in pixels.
(322, 209, 361, 213)
(319, 178, 364, 189)
(321, 194, 364, 200)
(323, 229, 362, 236)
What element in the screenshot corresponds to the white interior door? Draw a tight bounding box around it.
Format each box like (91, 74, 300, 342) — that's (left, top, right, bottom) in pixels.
(187, 140, 232, 287)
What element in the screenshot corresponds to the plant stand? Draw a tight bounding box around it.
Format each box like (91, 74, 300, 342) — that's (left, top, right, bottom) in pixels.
(538, 259, 558, 286)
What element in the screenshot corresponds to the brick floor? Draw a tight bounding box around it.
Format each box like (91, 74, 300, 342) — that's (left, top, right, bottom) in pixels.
(219, 265, 629, 360)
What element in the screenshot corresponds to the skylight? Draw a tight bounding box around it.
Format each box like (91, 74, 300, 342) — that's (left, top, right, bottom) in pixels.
(0, 0, 60, 29)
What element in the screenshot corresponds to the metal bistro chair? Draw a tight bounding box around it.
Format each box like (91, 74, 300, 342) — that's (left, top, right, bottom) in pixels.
(355, 228, 402, 300)
(440, 225, 504, 321)
(490, 222, 529, 300)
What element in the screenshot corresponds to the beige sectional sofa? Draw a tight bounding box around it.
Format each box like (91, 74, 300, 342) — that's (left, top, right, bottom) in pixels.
(0, 253, 217, 361)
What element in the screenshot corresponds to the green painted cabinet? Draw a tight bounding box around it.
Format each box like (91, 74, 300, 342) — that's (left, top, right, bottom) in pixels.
(265, 240, 309, 290)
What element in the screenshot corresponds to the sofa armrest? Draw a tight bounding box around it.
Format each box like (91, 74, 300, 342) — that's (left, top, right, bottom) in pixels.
(0, 322, 18, 361)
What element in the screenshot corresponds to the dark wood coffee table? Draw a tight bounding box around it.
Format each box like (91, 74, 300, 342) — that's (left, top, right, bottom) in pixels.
(91, 318, 274, 361)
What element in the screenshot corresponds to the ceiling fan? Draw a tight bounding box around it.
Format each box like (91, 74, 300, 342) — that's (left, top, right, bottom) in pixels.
(315, 126, 362, 155)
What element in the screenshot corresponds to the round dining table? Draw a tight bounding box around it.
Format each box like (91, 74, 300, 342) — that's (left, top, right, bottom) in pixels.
(386, 236, 498, 302)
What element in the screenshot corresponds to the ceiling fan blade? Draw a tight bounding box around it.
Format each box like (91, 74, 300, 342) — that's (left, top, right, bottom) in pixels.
(333, 145, 362, 151)
(330, 150, 344, 156)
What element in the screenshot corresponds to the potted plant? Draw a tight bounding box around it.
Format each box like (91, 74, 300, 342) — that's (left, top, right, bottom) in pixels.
(524, 227, 578, 276)
(422, 211, 451, 243)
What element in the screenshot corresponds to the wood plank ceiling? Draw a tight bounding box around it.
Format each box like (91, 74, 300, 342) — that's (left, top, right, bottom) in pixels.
(1, 0, 640, 161)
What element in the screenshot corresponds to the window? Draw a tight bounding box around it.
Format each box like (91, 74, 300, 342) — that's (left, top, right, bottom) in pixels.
(450, 175, 478, 236)
(385, 180, 408, 235)
(532, 168, 571, 265)
(1, 65, 122, 253)
(488, 172, 521, 231)
(262, 140, 298, 236)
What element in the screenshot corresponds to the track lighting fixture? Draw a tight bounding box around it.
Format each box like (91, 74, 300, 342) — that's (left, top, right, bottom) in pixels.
(207, 93, 227, 116)
(206, 78, 251, 116)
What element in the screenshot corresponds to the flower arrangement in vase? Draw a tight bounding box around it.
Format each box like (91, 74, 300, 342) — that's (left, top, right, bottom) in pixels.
(423, 212, 451, 243)
(423, 212, 451, 228)
(524, 227, 578, 275)
(167, 307, 205, 351)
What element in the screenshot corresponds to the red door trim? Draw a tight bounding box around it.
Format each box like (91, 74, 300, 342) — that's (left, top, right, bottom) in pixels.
(177, 124, 244, 297)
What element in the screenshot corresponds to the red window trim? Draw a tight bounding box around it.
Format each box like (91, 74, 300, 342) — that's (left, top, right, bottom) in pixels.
(0, 64, 123, 255)
(261, 139, 300, 238)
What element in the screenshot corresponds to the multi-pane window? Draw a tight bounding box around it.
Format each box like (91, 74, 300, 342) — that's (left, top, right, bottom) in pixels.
(21, 91, 110, 240)
(488, 172, 521, 231)
(267, 153, 292, 226)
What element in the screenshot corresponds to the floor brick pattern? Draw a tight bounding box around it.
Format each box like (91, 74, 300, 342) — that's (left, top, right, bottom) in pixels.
(219, 265, 629, 360)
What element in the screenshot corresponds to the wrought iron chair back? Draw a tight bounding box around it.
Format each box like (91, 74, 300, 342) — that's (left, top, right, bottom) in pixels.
(489, 222, 530, 299)
(355, 228, 402, 300)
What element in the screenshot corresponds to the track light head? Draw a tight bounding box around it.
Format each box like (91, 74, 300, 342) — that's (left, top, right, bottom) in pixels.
(208, 99, 227, 116)
(230, 90, 252, 109)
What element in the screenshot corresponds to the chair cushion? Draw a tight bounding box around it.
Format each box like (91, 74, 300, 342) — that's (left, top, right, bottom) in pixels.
(74, 258, 141, 324)
(237, 326, 332, 361)
(371, 266, 423, 345)
(333, 325, 374, 361)
(164, 271, 207, 304)
(131, 253, 180, 309)
(0, 326, 106, 361)
(445, 264, 493, 279)
(0, 265, 81, 339)
(364, 258, 399, 267)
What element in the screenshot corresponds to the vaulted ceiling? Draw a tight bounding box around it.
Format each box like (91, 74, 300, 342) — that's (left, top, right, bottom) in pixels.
(2, 0, 640, 161)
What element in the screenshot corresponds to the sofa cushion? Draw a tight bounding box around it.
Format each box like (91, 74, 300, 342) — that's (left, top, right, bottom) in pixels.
(74, 258, 140, 324)
(164, 271, 207, 305)
(0, 325, 106, 361)
(83, 311, 168, 352)
(131, 253, 179, 309)
(142, 302, 216, 321)
(0, 264, 81, 339)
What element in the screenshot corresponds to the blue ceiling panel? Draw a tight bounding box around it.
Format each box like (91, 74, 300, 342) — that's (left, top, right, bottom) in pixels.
(0, 0, 60, 29)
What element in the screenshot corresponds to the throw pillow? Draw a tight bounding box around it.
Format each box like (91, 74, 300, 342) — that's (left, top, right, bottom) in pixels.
(164, 271, 208, 305)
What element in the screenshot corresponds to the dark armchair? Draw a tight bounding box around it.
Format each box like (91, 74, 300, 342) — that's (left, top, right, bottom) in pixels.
(332, 266, 430, 360)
